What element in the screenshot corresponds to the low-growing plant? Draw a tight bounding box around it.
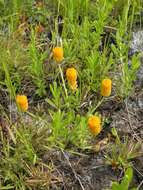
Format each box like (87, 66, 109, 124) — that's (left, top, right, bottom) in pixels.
(28, 29, 47, 97)
(112, 0, 141, 98)
(0, 115, 60, 189)
(105, 128, 142, 169)
(0, 0, 142, 189)
(48, 109, 90, 149)
(0, 124, 36, 189)
(82, 0, 116, 93)
(0, 37, 31, 98)
(69, 115, 90, 149)
(48, 110, 71, 148)
(110, 167, 137, 190)
(46, 81, 63, 110)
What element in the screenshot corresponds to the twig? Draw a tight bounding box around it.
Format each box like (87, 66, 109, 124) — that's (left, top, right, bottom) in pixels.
(132, 165, 143, 178)
(132, 164, 143, 189)
(61, 150, 85, 190)
(138, 180, 143, 189)
(91, 97, 104, 114)
(125, 99, 141, 142)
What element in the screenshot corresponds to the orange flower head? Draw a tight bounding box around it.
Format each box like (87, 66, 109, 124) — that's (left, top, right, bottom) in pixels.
(66, 67, 77, 82)
(88, 115, 102, 135)
(53, 47, 64, 62)
(16, 95, 28, 112)
(66, 68, 78, 90)
(101, 79, 112, 97)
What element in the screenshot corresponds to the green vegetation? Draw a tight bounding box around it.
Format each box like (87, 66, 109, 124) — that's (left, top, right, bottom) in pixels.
(110, 167, 137, 190)
(105, 128, 142, 169)
(0, 0, 142, 189)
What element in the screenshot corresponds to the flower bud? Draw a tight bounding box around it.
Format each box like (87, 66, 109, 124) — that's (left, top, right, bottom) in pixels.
(16, 95, 28, 112)
(88, 115, 102, 135)
(101, 79, 112, 97)
(53, 47, 64, 62)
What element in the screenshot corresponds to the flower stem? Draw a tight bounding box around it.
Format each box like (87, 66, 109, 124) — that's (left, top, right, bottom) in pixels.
(91, 97, 104, 114)
(59, 64, 68, 98)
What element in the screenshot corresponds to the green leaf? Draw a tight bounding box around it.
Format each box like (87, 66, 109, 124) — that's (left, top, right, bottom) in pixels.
(111, 128, 118, 137)
(0, 0, 4, 5)
(119, 167, 133, 189)
(46, 98, 57, 109)
(111, 182, 120, 190)
(120, 175, 130, 190)
(125, 167, 133, 182)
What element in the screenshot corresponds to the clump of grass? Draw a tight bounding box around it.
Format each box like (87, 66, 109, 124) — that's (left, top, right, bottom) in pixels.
(0, 37, 29, 99)
(105, 128, 142, 169)
(0, 117, 61, 189)
(0, 0, 142, 189)
(28, 28, 47, 97)
(111, 0, 141, 98)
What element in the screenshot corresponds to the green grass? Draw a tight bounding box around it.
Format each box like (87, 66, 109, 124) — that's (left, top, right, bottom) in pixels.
(0, 0, 142, 189)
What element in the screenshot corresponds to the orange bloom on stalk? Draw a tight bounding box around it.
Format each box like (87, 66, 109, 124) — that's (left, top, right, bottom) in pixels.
(101, 79, 112, 97)
(53, 47, 64, 62)
(88, 115, 102, 135)
(66, 67, 78, 90)
(16, 95, 28, 112)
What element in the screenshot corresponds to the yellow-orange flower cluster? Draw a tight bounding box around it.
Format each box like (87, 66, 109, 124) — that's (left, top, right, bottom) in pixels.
(66, 67, 78, 90)
(53, 47, 64, 62)
(101, 79, 112, 97)
(88, 115, 102, 135)
(16, 95, 28, 112)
